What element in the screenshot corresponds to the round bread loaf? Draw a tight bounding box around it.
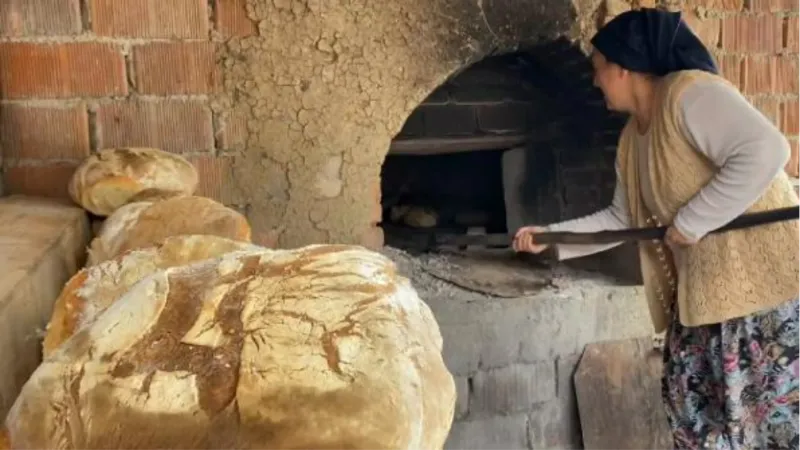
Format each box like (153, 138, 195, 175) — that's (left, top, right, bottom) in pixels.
(87, 201, 152, 265)
(69, 147, 199, 216)
(6, 245, 456, 449)
(43, 235, 261, 357)
(87, 196, 252, 265)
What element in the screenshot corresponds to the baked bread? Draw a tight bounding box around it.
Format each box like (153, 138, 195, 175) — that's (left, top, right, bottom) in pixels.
(86, 201, 152, 265)
(43, 234, 261, 357)
(87, 196, 252, 265)
(6, 245, 456, 449)
(68, 147, 198, 216)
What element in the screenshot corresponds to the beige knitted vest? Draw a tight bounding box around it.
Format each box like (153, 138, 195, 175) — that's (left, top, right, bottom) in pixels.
(617, 69, 799, 333)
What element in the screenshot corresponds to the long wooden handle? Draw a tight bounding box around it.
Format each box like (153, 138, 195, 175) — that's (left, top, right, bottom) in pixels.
(532, 206, 799, 245)
(378, 206, 799, 249)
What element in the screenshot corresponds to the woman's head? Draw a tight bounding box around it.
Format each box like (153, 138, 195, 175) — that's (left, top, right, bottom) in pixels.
(590, 50, 637, 112)
(589, 8, 718, 112)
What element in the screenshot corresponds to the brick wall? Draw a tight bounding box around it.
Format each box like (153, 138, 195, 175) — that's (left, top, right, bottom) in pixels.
(391, 44, 627, 224)
(395, 54, 539, 139)
(0, 0, 797, 225)
(0, 0, 253, 205)
(680, 0, 799, 176)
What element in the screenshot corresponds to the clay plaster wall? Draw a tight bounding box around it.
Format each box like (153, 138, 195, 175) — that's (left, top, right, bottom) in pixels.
(0, 0, 797, 249)
(216, 0, 579, 248)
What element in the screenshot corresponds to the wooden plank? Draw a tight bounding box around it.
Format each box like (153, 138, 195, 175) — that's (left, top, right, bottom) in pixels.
(376, 224, 512, 249)
(464, 226, 485, 251)
(574, 337, 672, 450)
(388, 134, 527, 155)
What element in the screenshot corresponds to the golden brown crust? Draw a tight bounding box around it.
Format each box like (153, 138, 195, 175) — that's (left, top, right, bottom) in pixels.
(42, 270, 90, 358)
(86, 201, 152, 265)
(127, 188, 187, 203)
(11, 245, 455, 449)
(114, 196, 252, 257)
(68, 147, 198, 216)
(42, 235, 260, 357)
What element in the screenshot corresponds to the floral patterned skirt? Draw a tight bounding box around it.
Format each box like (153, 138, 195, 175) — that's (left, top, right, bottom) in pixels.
(662, 298, 799, 450)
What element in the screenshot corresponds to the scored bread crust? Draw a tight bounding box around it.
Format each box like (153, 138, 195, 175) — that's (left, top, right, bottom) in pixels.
(9, 245, 456, 450)
(43, 235, 261, 358)
(68, 147, 199, 216)
(86, 201, 152, 266)
(87, 196, 252, 266)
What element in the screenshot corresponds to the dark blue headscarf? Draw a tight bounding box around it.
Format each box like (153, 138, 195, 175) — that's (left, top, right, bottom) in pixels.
(590, 8, 718, 76)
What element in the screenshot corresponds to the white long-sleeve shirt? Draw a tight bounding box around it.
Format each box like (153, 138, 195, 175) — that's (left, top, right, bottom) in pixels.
(546, 79, 791, 260)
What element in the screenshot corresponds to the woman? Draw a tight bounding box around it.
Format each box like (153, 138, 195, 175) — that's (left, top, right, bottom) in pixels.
(513, 8, 799, 450)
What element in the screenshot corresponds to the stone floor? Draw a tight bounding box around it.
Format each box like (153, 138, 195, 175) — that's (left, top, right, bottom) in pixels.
(381, 247, 655, 449)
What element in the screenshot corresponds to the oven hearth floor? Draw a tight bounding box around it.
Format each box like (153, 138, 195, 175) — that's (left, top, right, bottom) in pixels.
(380, 246, 656, 449)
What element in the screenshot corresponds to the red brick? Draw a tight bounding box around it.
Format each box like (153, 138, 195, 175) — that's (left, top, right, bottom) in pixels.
(742, 55, 775, 95)
(742, 55, 799, 96)
(743, 55, 800, 94)
(715, 53, 743, 89)
(786, 139, 799, 177)
(215, 0, 257, 37)
(3, 163, 78, 199)
(0, 43, 127, 99)
(721, 14, 783, 52)
(780, 99, 799, 135)
(90, 0, 208, 38)
(97, 100, 214, 154)
(133, 43, 219, 95)
(747, 0, 798, 12)
(684, 0, 744, 10)
(683, 12, 721, 48)
(188, 155, 238, 203)
(787, 16, 799, 52)
(219, 108, 248, 150)
(775, 55, 799, 94)
(750, 96, 780, 125)
(0, 0, 81, 36)
(1, 104, 90, 161)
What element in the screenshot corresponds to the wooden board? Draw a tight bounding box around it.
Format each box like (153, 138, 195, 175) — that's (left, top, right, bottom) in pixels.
(574, 337, 673, 450)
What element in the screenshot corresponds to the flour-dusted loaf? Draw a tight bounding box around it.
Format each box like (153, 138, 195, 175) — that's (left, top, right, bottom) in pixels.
(43, 235, 262, 358)
(6, 245, 456, 449)
(86, 201, 152, 265)
(69, 147, 199, 216)
(87, 196, 252, 265)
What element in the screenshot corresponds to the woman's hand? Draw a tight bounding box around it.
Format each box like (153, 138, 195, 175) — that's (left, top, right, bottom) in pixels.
(664, 225, 694, 248)
(513, 225, 549, 254)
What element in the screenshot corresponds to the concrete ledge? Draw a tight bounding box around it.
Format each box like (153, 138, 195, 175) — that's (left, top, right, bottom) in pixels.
(0, 196, 90, 420)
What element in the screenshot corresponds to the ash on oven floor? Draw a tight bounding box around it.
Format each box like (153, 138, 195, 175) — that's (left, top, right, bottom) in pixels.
(405, 248, 555, 298)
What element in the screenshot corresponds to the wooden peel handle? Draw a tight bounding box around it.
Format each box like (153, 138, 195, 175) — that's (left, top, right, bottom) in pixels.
(532, 206, 799, 245)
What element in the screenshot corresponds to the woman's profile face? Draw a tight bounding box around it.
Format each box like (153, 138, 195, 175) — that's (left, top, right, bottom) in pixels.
(590, 51, 630, 112)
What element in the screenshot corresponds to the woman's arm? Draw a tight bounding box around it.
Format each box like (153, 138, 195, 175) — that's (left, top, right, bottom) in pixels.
(672, 80, 791, 242)
(546, 162, 631, 260)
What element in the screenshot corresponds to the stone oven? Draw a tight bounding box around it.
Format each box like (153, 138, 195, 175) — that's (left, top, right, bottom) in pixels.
(381, 41, 626, 252)
(374, 40, 653, 450)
